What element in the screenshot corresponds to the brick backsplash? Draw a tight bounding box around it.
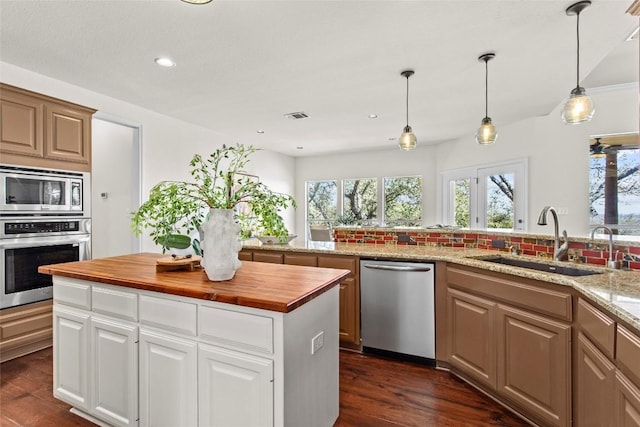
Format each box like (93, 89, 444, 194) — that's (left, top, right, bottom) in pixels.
(333, 228, 640, 271)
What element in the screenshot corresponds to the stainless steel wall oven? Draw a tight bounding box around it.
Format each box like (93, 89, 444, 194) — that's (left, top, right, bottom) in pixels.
(0, 218, 91, 309)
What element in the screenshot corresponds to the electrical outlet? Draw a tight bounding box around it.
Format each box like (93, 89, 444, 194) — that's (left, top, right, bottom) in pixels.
(557, 207, 569, 215)
(311, 331, 324, 355)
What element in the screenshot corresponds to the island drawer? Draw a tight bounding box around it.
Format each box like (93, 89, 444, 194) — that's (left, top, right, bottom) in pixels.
(577, 298, 615, 359)
(53, 277, 91, 310)
(139, 295, 197, 336)
(199, 305, 274, 354)
(92, 285, 138, 322)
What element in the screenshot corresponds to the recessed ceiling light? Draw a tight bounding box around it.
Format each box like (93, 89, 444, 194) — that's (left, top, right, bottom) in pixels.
(256, 130, 264, 134)
(154, 57, 176, 68)
(388, 137, 396, 141)
(181, 0, 213, 4)
(296, 146, 304, 150)
(626, 26, 639, 41)
(368, 114, 378, 119)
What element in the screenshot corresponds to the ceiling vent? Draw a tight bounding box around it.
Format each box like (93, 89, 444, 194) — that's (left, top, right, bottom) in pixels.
(284, 111, 309, 120)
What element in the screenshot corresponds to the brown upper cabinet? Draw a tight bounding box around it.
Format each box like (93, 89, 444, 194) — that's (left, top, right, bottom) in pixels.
(0, 84, 95, 172)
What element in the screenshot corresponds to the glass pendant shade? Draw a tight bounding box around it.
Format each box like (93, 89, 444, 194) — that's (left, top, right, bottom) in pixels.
(562, 86, 595, 124)
(563, 1, 594, 124)
(476, 117, 497, 145)
(476, 53, 497, 146)
(398, 69, 417, 151)
(399, 125, 417, 150)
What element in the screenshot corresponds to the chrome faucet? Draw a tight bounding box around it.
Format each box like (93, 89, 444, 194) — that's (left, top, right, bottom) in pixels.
(537, 206, 569, 261)
(590, 225, 621, 269)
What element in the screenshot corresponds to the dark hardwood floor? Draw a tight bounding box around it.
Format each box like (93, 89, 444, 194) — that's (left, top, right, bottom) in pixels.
(1, 348, 529, 426)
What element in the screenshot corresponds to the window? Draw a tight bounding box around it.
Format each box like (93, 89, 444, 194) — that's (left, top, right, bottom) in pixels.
(451, 178, 471, 228)
(342, 178, 377, 224)
(480, 171, 516, 230)
(306, 176, 422, 228)
(384, 176, 422, 226)
(442, 160, 527, 230)
(306, 180, 337, 225)
(589, 134, 640, 236)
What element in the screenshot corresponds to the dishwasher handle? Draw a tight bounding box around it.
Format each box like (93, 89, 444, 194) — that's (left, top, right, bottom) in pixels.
(363, 264, 431, 272)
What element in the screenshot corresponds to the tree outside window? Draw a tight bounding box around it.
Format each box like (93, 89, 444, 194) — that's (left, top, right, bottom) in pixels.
(589, 146, 640, 235)
(384, 176, 422, 226)
(453, 179, 470, 228)
(342, 178, 377, 225)
(486, 174, 514, 229)
(307, 180, 337, 225)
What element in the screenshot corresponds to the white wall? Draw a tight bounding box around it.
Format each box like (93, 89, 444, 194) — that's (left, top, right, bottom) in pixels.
(1, 62, 296, 252)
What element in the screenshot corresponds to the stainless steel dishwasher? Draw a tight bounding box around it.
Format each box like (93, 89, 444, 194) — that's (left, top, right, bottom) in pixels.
(360, 259, 435, 363)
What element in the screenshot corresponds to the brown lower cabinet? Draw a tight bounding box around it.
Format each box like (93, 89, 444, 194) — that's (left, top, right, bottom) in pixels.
(0, 300, 53, 363)
(575, 332, 616, 427)
(575, 298, 640, 427)
(496, 304, 571, 427)
(445, 265, 572, 427)
(239, 249, 360, 349)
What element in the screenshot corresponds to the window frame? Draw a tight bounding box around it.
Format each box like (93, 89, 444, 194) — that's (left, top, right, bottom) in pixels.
(441, 158, 528, 231)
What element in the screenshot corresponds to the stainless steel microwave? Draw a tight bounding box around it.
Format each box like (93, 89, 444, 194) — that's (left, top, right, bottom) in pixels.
(0, 165, 90, 216)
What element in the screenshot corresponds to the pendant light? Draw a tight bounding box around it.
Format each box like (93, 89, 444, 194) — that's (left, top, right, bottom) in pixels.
(562, 1, 594, 124)
(399, 70, 417, 151)
(476, 53, 497, 145)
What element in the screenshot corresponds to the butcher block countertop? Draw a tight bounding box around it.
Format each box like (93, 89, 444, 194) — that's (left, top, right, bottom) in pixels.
(38, 252, 350, 313)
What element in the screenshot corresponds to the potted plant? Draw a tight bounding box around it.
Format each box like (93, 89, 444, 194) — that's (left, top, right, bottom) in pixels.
(131, 143, 296, 280)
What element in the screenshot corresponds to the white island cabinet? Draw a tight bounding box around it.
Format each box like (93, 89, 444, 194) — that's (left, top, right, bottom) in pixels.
(47, 255, 345, 427)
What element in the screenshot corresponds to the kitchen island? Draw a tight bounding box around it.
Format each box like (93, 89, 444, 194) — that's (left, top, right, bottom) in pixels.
(39, 253, 350, 427)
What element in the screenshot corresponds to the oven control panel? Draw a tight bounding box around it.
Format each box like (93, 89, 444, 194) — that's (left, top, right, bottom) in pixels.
(4, 221, 80, 235)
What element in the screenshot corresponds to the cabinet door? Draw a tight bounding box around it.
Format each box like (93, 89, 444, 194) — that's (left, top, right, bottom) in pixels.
(0, 88, 44, 158)
(615, 371, 640, 427)
(53, 306, 90, 411)
(283, 253, 317, 267)
(45, 102, 91, 165)
(318, 255, 359, 348)
(199, 343, 274, 427)
(338, 277, 358, 346)
(90, 316, 138, 427)
(238, 250, 253, 261)
(139, 329, 197, 427)
(446, 288, 497, 389)
(497, 305, 571, 427)
(252, 252, 284, 264)
(575, 332, 615, 427)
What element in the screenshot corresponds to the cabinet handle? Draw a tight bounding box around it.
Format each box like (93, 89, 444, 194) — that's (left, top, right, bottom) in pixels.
(363, 264, 431, 272)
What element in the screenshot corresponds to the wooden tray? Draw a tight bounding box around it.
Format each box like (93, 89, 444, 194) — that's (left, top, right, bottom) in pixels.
(156, 255, 202, 272)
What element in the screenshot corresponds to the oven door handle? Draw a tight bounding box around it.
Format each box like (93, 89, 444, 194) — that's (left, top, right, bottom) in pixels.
(0, 235, 91, 249)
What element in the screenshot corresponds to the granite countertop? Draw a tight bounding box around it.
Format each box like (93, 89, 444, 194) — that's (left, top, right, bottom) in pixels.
(243, 239, 640, 331)
(39, 252, 350, 313)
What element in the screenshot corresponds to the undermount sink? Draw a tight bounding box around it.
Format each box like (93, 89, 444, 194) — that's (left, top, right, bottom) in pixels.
(476, 257, 603, 277)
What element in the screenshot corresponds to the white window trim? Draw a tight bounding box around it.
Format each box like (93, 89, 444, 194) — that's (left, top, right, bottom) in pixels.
(441, 158, 528, 231)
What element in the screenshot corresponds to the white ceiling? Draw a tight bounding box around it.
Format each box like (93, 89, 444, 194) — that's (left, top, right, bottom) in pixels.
(1, 0, 637, 157)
